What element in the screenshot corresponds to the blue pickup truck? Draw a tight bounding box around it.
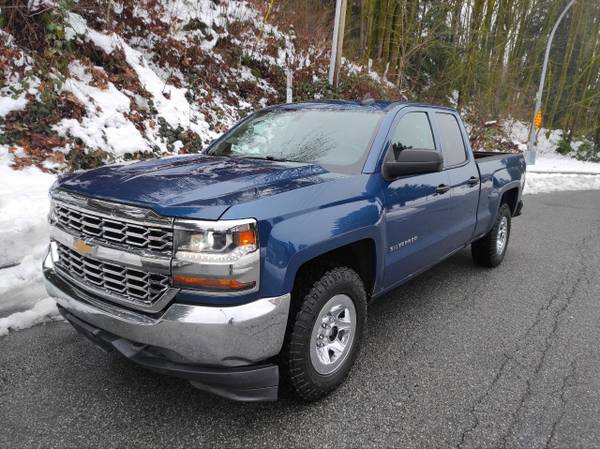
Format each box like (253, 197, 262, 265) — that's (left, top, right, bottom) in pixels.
(43, 100, 525, 402)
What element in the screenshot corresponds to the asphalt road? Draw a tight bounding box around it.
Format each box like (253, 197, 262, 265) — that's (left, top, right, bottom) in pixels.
(1, 190, 599, 449)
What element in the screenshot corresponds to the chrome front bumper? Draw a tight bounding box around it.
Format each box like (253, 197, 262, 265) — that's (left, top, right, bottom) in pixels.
(43, 252, 291, 368)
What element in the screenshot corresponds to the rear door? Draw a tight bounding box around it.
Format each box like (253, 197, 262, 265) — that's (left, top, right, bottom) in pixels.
(381, 108, 454, 289)
(432, 111, 480, 250)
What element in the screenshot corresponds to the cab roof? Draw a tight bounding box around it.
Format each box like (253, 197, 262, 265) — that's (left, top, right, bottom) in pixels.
(274, 99, 458, 114)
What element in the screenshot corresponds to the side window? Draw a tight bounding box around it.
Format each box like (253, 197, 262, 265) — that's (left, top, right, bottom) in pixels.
(388, 112, 435, 161)
(436, 113, 467, 167)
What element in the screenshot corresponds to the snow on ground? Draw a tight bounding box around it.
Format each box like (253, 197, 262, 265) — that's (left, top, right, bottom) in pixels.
(505, 119, 579, 157)
(505, 119, 600, 175)
(56, 61, 148, 156)
(0, 298, 60, 337)
(505, 119, 600, 191)
(0, 156, 55, 268)
(525, 173, 600, 195)
(0, 30, 36, 118)
(527, 157, 600, 175)
(0, 155, 60, 335)
(525, 152, 600, 193)
(165, 0, 259, 51)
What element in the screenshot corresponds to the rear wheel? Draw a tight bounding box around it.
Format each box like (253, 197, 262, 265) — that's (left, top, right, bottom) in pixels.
(281, 266, 367, 402)
(471, 203, 512, 268)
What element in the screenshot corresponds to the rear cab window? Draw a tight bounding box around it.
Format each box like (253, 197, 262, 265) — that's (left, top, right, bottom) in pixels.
(435, 113, 468, 167)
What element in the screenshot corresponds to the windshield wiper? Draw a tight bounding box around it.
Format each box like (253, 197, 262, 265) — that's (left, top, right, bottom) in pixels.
(239, 155, 293, 163)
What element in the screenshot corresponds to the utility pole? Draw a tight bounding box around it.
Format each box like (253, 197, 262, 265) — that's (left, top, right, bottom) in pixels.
(525, 0, 576, 165)
(328, 0, 347, 88)
(286, 70, 293, 103)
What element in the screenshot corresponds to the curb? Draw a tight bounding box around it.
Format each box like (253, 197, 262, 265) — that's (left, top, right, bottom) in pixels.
(528, 171, 600, 176)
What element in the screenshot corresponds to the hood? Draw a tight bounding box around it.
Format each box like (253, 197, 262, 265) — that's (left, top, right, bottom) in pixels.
(56, 155, 341, 219)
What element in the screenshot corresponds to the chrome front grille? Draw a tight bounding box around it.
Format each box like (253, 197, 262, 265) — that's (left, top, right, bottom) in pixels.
(49, 190, 176, 312)
(55, 242, 170, 306)
(54, 202, 173, 253)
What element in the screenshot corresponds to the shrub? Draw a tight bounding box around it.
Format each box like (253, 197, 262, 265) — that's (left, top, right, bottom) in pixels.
(575, 142, 600, 163)
(65, 146, 110, 171)
(0, 0, 74, 53)
(555, 134, 573, 155)
(241, 53, 271, 79)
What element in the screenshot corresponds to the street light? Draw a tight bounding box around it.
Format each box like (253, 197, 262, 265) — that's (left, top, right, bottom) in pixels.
(328, 0, 347, 87)
(525, 0, 577, 165)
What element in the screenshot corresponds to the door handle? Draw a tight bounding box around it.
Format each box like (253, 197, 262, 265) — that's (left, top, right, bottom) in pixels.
(435, 184, 450, 194)
(467, 176, 480, 186)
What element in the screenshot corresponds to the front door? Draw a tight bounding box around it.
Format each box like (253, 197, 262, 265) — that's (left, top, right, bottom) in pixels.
(381, 109, 455, 289)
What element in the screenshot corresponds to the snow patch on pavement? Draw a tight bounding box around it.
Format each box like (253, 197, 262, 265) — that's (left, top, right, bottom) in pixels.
(0, 298, 61, 337)
(504, 119, 600, 186)
(524, 173, 600, 195)
(528, 157, 600, 175)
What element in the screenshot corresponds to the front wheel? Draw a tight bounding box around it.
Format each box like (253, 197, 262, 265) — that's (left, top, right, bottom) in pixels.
(281, 266, 367, 402)
(471, 203, 512, 268)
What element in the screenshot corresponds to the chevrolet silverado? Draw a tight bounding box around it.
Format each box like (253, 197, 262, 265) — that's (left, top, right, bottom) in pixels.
(43, 100, 526, 402)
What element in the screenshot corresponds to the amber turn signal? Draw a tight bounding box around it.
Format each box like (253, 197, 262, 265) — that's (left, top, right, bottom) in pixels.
(174, 276, 255, 291)
(235, 229, 256, 246)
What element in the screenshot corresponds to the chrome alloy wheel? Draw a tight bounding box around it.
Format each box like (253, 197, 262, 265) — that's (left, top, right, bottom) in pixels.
(309, 294, 356, 375)
(496, 216, 508, 255)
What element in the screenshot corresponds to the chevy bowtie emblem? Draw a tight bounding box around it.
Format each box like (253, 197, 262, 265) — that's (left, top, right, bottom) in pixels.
(73, 239, 94, 254)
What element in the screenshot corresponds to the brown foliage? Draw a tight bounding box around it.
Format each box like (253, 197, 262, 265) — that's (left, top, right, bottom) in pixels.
(56, 92, 85, 120)
(78, 44, 150, 98)
(468, 119, 521, 153)
(10, 133, 67, 171)
(0, 36, 28, 84)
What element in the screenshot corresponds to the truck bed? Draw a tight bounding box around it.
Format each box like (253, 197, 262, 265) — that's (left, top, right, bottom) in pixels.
(472, 151, 526, 238)
(473, 151, 521, 160)
(475, 151, 524, 174)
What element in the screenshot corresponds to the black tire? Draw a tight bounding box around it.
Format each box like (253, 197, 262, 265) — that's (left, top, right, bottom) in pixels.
(471, 203, 512, 268)
(281, 265, 367, 402)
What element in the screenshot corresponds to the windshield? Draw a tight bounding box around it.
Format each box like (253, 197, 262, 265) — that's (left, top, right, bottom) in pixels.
(206, 108, 383, 174)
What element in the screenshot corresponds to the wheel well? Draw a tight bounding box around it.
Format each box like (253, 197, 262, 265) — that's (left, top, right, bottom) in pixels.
(500, 188, 519, 215)
(292, 239, 376, 299)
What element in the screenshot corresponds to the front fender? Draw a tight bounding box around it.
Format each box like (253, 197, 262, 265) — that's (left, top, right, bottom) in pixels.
(261, 199, 383, 297)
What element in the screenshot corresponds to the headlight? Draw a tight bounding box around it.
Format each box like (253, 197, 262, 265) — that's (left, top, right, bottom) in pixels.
(172, 218, 259, 293)
(175, 220, 257, 261)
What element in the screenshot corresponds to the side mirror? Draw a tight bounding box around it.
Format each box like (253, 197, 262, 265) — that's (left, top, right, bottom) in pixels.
(383, 149, 443, 180)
